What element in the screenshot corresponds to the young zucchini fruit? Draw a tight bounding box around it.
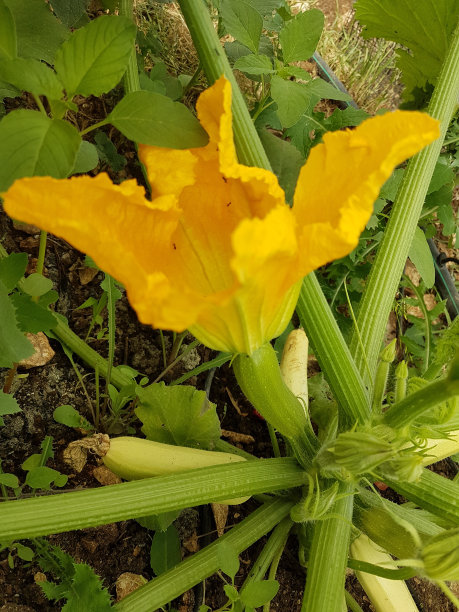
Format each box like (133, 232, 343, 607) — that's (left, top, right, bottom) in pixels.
(102, 436, 250, 505)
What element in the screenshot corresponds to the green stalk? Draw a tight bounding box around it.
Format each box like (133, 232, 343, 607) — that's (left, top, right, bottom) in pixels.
(381, 367, 459, 430)
(120, 0, 140, 93)
(115, 498, 292, 611)
(296, 276, 370, 425)
(233, 343, 318, 468)
(177, 0, 271, 169)
(350, 21, 459, 388)
(239, 516, 292, 597)
(0, 458, 307, 540)
(301, 482, 354, 611)
(381, 468, 459, 526)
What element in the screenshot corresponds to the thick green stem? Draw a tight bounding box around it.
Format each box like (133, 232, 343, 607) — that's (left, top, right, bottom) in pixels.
(296, 275, 370, 425)
(350, 21, 459, 388)
(0, 458, 306, 540)
(301, 482, 354, 611)
(115, 498, 292, 611)
(233, 343, 318, 467)
(177, 0, 271, 169)
(381, 468, 459, 525)
(382, 371, 459, 430)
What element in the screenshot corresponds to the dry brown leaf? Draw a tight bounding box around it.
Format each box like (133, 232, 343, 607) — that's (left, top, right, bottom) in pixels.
(19, 332, 55, 368)
(221, 429, 255, 445)
(92, 465, 122, 485)
(211, 502, 229, 537)
(63, 434, 110, 473)
(13, 220, 41, 235)
(116, 573, 148, 601)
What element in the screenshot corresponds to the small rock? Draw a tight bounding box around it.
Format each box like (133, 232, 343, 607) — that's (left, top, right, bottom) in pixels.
(12, 220, 40, 235)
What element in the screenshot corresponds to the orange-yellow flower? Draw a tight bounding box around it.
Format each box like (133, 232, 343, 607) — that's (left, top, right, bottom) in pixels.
(2, 77, 439, 354)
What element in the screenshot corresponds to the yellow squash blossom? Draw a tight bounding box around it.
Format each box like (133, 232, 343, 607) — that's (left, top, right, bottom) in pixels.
(2, 77, 439, 354)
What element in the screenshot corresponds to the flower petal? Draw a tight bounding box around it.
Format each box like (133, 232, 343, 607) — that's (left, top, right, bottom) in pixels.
(293, 110, 440, 270)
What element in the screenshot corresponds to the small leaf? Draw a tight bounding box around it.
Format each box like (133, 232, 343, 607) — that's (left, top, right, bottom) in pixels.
(240, 580, 279, 607)
(0, 252, 28, 292)
(0, 472, 19, 488)
(279, 9, 324, 63)
(5, 0, 69, 64)
(10, 294, 57, 333)
(220, 0, 263, 54)
(305, 77, 351, 102)
(61, 563, 112, 611)
(21, 273, 53, 297)
(53, 405, 93, 429)
(233, 53, 274, 75)
(150, 525, 181, 575)
(49, 0, 90, 28)
(0, 280, 34, 367)
(270, 76, 310, 128)
(54, 15, 136, 97)
(224, 584, 240, 602)
(0, 58, 63, 98)
(217, 541, 240, 580)
(108, 90, 208, 149)
(258, 128, 303, 203)
(25, 466, 63, 489)
(136, 510, 180, 532)
(0, 110, 81, 191)
(94, 131, 126, 172)
(16, 543, 34, 561)
(0, 0, 16, 60)
(72, 140, 99, 174)
(136, 382, 221, 448)
(0, 390, 21, 417)
(408, 226, 435, 289)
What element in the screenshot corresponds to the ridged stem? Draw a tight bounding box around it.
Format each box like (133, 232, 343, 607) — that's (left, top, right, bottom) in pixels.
(115, 498, 293, 611)
(350, 20, 459, 388)
(0, 458, 306, 540)
(301, 482, 354, 611)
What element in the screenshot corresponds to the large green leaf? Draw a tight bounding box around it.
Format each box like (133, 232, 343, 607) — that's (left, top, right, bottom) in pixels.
(0, 0, 16, 60)
(136, 382, 221, 449)
(279, 9, 324, 64)
(305, 77, 351, 102)
(5, 0, 69, 63)
(10, 294, 57, 334)
(0, 110, 81, 191)
(54, 15, 136, 97)
(0, 252, 28, 292)
(355, 0, 459, 101)
(0, 280, 34, 368)
(270, 76, 310, 128)
(0, 58, 63, 98)
(220, 0, 263, 54)
(49, 0, 90, 28)
(258, 128, 303, 203)
(233, 53, 274, 75)
(108, 90, 209, 148)
(408, 226, 435, 289)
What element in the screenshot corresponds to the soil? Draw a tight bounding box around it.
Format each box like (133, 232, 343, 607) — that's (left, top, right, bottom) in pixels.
(0, 1, 457, 611)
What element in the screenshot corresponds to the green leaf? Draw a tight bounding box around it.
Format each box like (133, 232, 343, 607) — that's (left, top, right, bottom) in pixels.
(108, 90, 209, 149)
(0, 110, 81, 191)
(241, 580, 279, 607)
(5, 0, 69, 64)
(305, 77, 351, 102)
(0, 252, 28, 292)
(220, 0, 263, 54)
(0, 0, 16, 59)
(270, 76, 310, 128)
(0, 58, 63, 98)
(0, 280, 34, 367)
(354, 0, 459, 103)
(427, 161, 455, 195)
(62, 563, 112, 611)
(150, 525, 181, 575)
(25, 466, 67, 490)
(136, 510, 180, 532)
(136, 382, 221, 448)
(233, 53, 274, 75)
(217, 541, 240, 580)
(10, 294, 57, 333)
(49, 0, 90, 28)
(0, 472, 19, 488)
(246, 0, 284, 14)
(54, 15, 136, 97)
(380, 168, 405, 201)
(0, 390, 21, 417)
(72, 140, 99, 174)
(16, 543, 34, 561)
(53, 405, 93, 430)
(408, 226, 435, 289)
(93, 131, 126, 171)
(21, 273, 53, 297)
(258, 128, 303, 203)
(324, 106, 369, 131)
(279, 9, 324, 64)
(224, 584, 240, 602)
